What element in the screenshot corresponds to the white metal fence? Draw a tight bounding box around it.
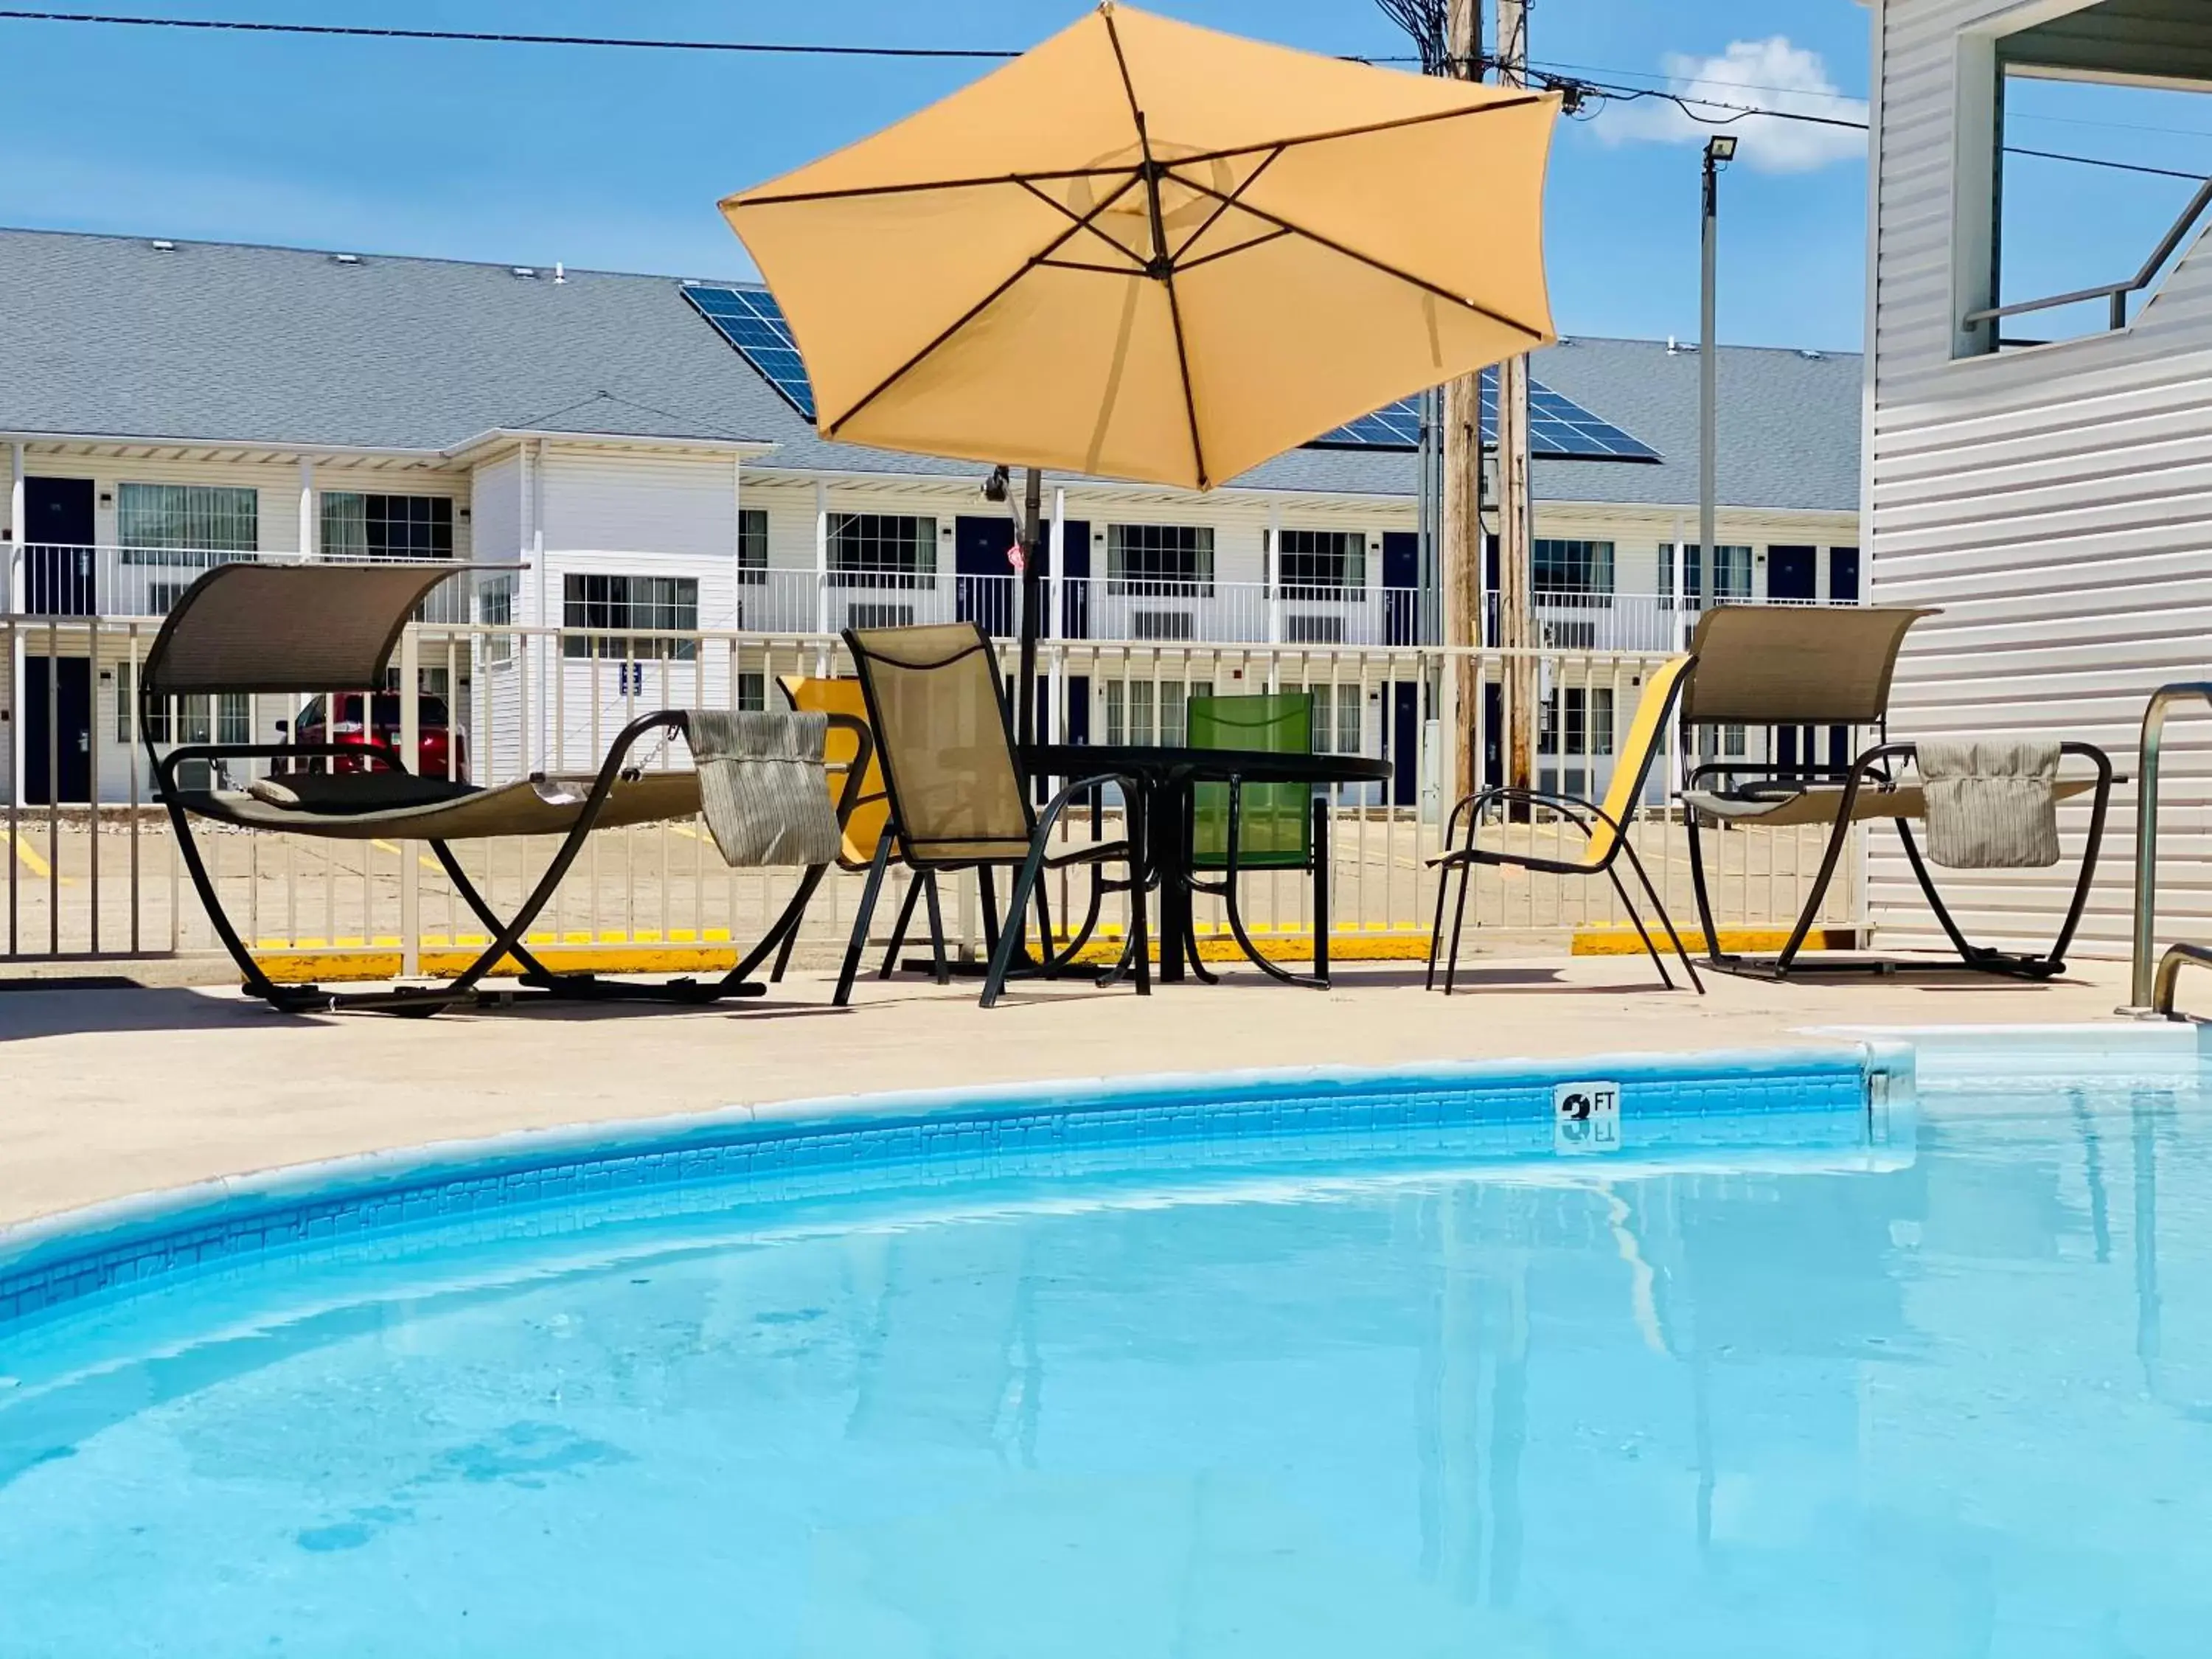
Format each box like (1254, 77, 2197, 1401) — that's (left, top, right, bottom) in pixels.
(1, 611, 1865, 973)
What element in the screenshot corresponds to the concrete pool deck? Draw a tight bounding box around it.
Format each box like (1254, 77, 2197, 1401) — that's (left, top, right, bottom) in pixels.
(0, 954, 2143, 1231)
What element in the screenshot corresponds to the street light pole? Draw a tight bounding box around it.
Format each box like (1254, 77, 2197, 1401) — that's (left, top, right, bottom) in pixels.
(1699, 134, 1736, 587)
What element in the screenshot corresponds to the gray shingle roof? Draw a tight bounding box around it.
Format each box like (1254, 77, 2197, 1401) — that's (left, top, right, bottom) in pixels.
(0, 226, 1859, 511)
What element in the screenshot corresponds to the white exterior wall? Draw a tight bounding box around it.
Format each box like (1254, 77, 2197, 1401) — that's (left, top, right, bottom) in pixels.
(1865, 0, 2212, 956)
(2, 445, 469, 801)
(2, 438, 1854, 807)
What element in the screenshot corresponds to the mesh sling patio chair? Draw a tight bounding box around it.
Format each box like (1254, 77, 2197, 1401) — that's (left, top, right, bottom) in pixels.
(1182, 692, 1334, 988)
(145, 561, 871, 1016)
(781, 672, 1127, 990)
(832, 622, 1150, 1009)
(1677, 605, 2114, 980)
(1427, 653, 1704, 994)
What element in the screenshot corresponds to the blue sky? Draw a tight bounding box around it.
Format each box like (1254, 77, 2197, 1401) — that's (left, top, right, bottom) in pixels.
(0, 1, 2199, 355)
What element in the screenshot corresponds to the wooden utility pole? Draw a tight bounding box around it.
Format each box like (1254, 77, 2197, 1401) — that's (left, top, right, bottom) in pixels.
(1495, 0, 1536, 799)
(1439, 0, 1484, 804)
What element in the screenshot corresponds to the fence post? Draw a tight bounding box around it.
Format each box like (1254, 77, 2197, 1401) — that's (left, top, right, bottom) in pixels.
(399, 622, 421, 981)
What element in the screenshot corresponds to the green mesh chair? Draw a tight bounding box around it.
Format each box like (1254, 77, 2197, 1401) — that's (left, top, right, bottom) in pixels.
(1184, 692, 1331, 987)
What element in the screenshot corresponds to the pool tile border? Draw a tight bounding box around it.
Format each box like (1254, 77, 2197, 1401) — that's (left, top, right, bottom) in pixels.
(0, 1044, 1902, 1331)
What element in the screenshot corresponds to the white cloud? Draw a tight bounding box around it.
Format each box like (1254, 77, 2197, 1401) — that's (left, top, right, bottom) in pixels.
(1594, 38, 1868, 173)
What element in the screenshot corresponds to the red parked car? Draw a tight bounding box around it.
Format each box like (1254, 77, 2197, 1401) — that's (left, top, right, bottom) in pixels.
(287, 692, 467, 782)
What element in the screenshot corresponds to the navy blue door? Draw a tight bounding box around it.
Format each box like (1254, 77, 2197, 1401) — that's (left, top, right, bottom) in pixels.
(1767, 547, 1818, 774)
(1829, 546, 1860, 602)
(954, 516, 1017, 638)
(1382, 531, 1419, 646)
(1059, 520, 1092, 640)
(24, 655, 93, 804)
(1483, 683, 1504, 789)
(1826, 547, 1861, 770)
(1390, 681, 1419, 806)
(1767, 545, 1817, 602)
(25, 477, 96, 616)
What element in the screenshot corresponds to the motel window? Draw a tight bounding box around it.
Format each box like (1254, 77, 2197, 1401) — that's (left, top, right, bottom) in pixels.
(563, 574, 699, 660)
(1540, 686, 1615, 758)
(1107, 524, 1214, 596)
(1304, 684, 1365, 756)
(321, 493, 453, 560)
(1533, 539, 1614, 605)
(1102, 678, 1212, 747)
(1658, 543, 1752, 605)
(738, 507, 769, 585)
(478, 574, 515, 664)
(117, 483, 257, 563)
(119, 662, 247, 747)
(828, 513, 935, 588)
(1276, 529, 1366, 599)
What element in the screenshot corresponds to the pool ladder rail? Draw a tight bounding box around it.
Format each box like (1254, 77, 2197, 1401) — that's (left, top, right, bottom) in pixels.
(2126, 681, 2212, 1020)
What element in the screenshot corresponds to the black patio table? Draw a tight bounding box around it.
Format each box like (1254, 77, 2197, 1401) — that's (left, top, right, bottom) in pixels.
(1023, 742, 1394, 985)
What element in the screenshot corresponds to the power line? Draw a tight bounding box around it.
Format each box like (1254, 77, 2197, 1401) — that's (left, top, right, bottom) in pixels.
(1559, 71, 2208, 181)
(4, 7, 2200, 184)
(0, 9, 1023, 57)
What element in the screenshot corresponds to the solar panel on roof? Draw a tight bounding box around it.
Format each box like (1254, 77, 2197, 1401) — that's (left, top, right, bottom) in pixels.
(1309, 371, 1662, 462)
(681, 282, 816, 422)
(682, 281, 1661, 465)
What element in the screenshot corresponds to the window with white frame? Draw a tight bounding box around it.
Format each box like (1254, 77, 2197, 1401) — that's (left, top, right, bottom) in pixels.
(1540, 686, 1616, 758)
(321, 493, 453, 559)
(829, 512, 935, 589)
(1276, 529, 1366, 599)
(118, 483, 257, 565)
(738, 507, 769, 585)
(1102, 678, 1211, 746)
(563, 574, 698, 660)
(1533, 539, 1614, 607)
(1961, 4, 2212, 356)
(478, 574, 515, 664)
(1658, 543, 1753, 605)
(1303, 684, 1364, 756)
(119, 661, 248, 746)
(1107, 524, 1213, 596)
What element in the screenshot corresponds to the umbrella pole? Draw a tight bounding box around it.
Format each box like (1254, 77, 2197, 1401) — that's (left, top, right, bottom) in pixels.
(1017, 465, 1045, 753)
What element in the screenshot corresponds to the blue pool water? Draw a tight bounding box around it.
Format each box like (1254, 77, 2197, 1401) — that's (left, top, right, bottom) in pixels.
(2, 1049, 2210, 1656)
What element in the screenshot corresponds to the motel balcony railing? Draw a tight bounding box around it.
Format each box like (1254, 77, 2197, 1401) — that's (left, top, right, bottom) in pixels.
(5, 546, 1852, 650)
(7, 544, 479, 625)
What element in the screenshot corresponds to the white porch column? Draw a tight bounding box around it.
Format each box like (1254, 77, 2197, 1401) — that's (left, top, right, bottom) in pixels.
(8, 441, 24, 810)
(531, 439, 550, 771)
(813, 481, 830, 639)
(1265, 500, 1283, 647)
(1048, 489, 1066, 744)
(730, 455, 745, 629)
(296, 456, 316, 563)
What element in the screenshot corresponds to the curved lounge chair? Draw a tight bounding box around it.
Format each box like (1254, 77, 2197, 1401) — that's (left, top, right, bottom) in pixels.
(145, 562, 868, 1015)
(1678, 605, 2113, 979)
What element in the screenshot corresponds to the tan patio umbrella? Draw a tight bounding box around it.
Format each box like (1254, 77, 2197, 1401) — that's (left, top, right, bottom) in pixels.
(719, 1, 1559, 492)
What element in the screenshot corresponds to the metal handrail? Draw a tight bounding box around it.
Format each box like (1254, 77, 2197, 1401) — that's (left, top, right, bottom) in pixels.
(2126, 681, 2212, 1013)
(1966, 177, 2212, 335)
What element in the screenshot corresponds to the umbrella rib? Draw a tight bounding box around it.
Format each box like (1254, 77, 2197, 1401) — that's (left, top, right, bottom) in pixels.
(1040, 258, 1159, 276)
(1172, 226, 1295, 275)
(1159, 94, 1552, 173)
(1165, 169, 1550, 342)
(1167, 145, 1286, 267)
(730, 163, 1141, 209)
(1013, 175, 1149, 271)
(1103, 7, 1211, 490)
(820, 172, 1148, 439)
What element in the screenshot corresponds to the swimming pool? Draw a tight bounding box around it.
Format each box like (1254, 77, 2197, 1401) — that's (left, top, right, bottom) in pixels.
(1, 1033, 2207, 1656)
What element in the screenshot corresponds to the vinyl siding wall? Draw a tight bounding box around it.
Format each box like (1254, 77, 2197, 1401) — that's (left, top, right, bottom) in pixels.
(1866, 0, 2212, 957)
